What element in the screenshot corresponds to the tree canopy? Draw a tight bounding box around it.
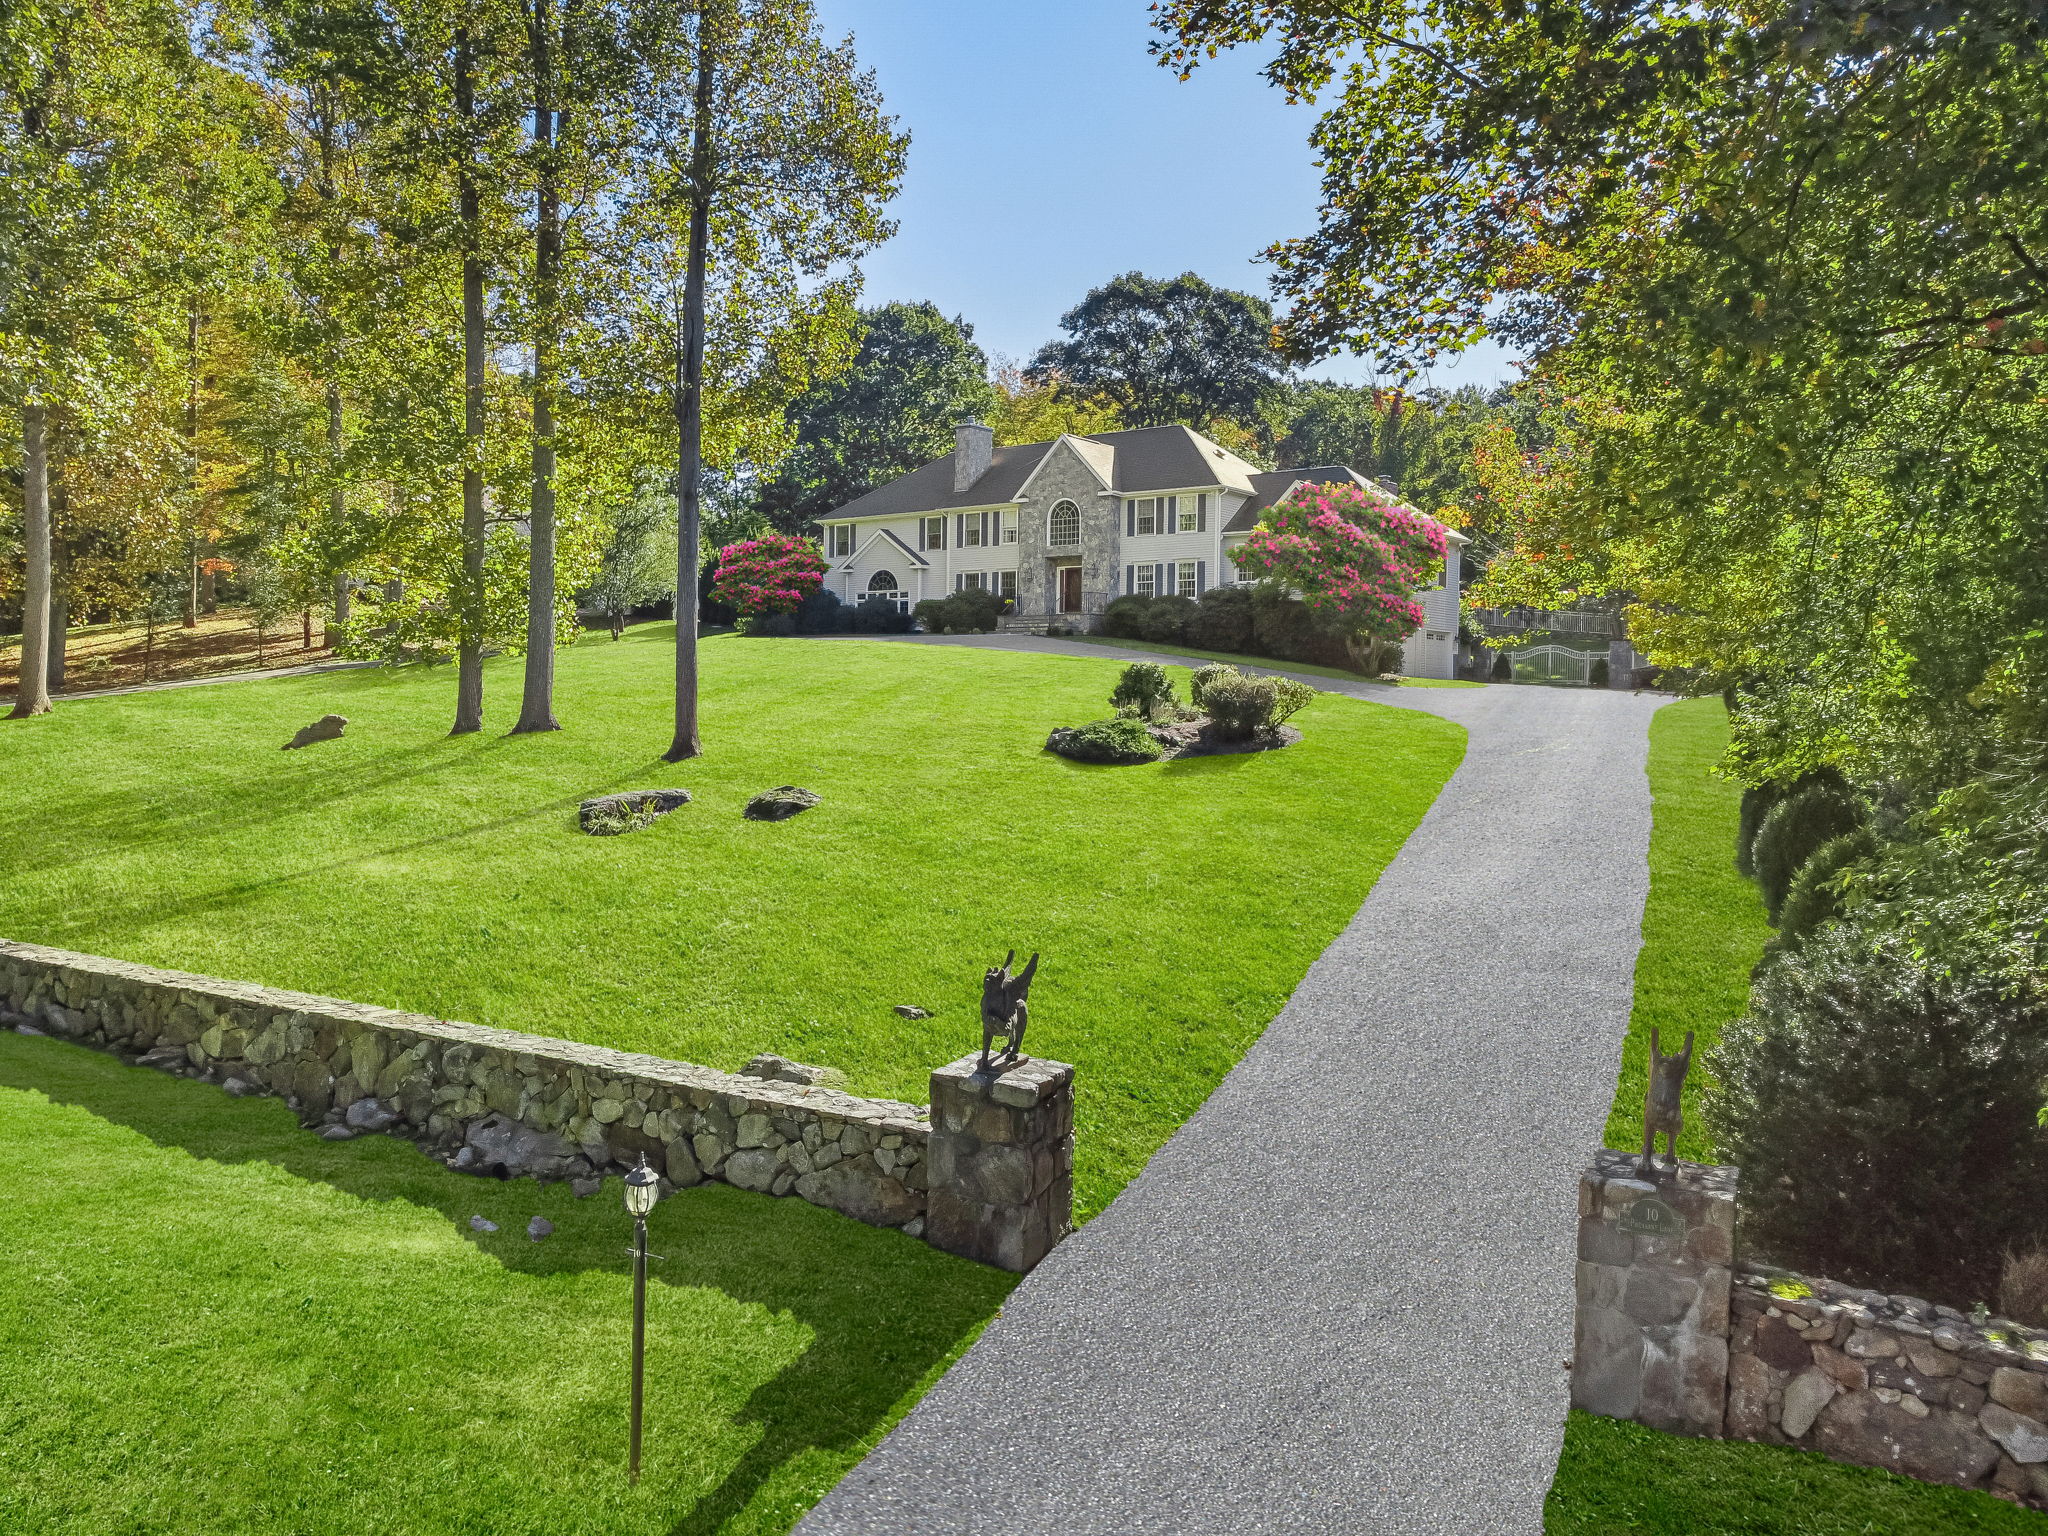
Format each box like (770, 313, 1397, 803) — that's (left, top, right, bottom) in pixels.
(1028, 270, 1286, 432)
(753, 300, 992, 533)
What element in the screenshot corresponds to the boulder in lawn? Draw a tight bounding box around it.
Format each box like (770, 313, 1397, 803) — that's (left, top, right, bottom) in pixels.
(744, 785, 820, 821)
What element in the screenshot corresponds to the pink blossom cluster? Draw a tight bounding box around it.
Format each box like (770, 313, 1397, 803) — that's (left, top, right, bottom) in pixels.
(711, 533, 829, 617)
(1226, 482, 1447, 644)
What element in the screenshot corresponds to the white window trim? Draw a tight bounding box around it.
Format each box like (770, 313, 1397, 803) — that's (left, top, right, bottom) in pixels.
(1047, 499, 1081, 548)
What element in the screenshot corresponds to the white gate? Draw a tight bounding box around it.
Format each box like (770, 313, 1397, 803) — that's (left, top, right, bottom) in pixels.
(1510, 644, 1600, 686)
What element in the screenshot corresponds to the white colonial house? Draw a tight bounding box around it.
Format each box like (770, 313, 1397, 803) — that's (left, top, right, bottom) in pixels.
(814, 422, 1469, 679)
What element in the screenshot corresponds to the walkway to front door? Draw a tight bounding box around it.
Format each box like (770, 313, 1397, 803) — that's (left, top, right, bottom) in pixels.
(1058, 566, 1082, 613)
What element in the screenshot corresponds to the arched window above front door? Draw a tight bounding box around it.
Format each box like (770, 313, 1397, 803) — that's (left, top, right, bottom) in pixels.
(1048, 501, 1080, 547)
(868, 571, 898, 592)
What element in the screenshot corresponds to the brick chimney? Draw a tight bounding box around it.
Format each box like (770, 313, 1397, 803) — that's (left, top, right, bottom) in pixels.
(953, 420, 993, 493)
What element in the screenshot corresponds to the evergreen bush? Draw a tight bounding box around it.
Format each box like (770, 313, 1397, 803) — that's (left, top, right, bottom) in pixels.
(1773, 826, 1876, 942)
(1184, 586, 1255, 652)
(1202, 673, 1280, 740)
(1707, 925, 2048, 1301)
(1754, 777, 1863, 921)
(1589, 657, 1610, 688)
(794, 589, 851, 634)
(1099, 594, 1152, 639)
(1735, 783, 1780, 876)
(1490, 652, 1512, 682)
(1110, 661, 1177, 718)
(852, 597, 913, 634)
(1270, 676, 1318, 727)
(1046, 718, 1162, 764)
(1138, 595, 1196, 644)
(1189, 662, 1238, 709)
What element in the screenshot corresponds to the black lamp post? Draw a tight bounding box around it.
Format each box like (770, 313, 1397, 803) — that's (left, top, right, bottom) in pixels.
(623, 1155, 660, 1484)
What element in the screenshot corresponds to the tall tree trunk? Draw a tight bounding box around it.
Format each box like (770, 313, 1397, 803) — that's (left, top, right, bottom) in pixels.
(327, 379, 350, 648)
(10, 403, 52, 717)
(665, 10, 716, 763)
(46, 453, 67, 692)
(183, 307, 200, 627)
(452, 28, 486, 735)
(200, 550, 217, 614)
(514, 1, 562, 734)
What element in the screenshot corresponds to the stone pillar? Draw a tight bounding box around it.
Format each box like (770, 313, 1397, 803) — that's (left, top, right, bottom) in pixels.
(1607, 639, 1634, 688)
(1573, 1149, 1738, 1437)
(925, 1053, 1074, 1273)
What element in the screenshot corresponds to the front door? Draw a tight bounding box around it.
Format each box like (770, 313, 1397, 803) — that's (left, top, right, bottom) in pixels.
(1059, 566, 1082, 614)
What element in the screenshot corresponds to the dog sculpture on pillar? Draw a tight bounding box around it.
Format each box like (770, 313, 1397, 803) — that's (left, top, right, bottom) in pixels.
(979, 950, 1039, 1071)
(1637, 1027, 1695, 1179)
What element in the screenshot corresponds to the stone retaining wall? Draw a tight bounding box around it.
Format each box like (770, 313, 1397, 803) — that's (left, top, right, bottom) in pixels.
(0, 939, 1073, 1272)
(1574, 1150, 2048, 1509)
(1729, 1263, 2048, 1507)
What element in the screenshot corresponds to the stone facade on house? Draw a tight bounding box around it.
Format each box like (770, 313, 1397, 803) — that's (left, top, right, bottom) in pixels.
(1573, 1149, 2048, 1509)
(1, 938, 1075, 1273)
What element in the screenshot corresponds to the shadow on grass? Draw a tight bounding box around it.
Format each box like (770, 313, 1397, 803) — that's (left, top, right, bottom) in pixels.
(0, 1031, 1014, 1533)
(11, 758, 675, 946)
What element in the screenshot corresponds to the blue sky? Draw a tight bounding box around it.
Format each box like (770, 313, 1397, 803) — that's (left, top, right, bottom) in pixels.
(808, 0, 1516, 396)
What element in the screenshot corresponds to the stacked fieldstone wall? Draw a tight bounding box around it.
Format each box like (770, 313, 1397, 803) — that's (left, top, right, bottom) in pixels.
(0, 938, 1074, 1272)
(1729, 1264, 2048, 1507)
(1573, 1149, 2048, 1510)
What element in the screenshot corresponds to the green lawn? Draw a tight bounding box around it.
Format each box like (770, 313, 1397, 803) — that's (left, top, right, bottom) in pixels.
(0, 1027, 1014, 1536)
(0, 625, 1464, 1220)
(1060, 631, 1487, 687)
(1549, 1412, 2048, 1535)
(1547, 697, 2045, 1533)
(1601, 695, 1773, 1162)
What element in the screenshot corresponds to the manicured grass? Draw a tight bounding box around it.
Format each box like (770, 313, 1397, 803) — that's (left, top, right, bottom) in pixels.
(0, 1027, 1014, 1536)
(1603, 695, 1773, 1162)
(0, 625, 1464, 1220)
(1548, 1412, 2048, 1534)
(1546, 699, 2040, 1533)
(1061, 631, 1486, 687)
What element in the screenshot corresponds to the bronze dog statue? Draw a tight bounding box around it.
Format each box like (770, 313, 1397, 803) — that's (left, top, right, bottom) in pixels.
(1637, 1027, 1694, 1179)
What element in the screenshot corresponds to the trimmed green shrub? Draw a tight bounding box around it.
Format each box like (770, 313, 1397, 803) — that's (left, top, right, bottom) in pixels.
(1110, 661, 1177, 718)
(1099, 594, 1152, 639)
(1138, 594, 1196, 644)
(1184, 585, 1255, 652)
(742, 611, 796, 637)
(1270, 676, 1318, 727)
(1707, 925, 2048, 1300)
(1203, 673, 1280, 740)
(794, 589, 851, 634)
(1189, 662, 1239, 709)
(1373, 642, 1404, 676)
(1589, 657, 1610, 688)
(1045, 717, 1162, 764)
(1735, 783, 1780, 876)
(1754, 778, 1863, 921)
(1249, 589, 1354, 669)
(1774, 826, 1877, 942)
(913, 589, 1001, 634)
(853, 596, 913, 634)
(1490, 652, 1512, 682)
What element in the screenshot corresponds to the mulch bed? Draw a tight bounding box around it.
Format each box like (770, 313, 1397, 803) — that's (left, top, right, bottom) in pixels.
(1147, 720, 1302, 760)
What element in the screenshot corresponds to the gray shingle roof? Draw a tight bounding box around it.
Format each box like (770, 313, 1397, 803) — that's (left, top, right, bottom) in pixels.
(818, 425, 1265, 523)
(1223, 467, 1377, 532)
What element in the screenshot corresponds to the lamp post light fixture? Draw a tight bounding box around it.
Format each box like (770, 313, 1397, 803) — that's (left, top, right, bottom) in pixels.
(623, 1155, 660, 1484)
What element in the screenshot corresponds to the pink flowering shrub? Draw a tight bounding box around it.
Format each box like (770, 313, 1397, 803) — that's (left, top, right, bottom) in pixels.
(1227, 481, 1447, 669)
(711, 533, 828, 618)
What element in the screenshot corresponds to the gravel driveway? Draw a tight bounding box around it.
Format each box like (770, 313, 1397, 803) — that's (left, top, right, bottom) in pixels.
(800, 636, 1669, 1536)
